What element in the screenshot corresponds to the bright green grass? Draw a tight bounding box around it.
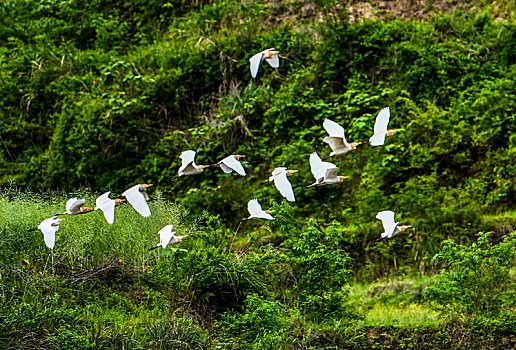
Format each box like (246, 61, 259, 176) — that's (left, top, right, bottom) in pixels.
(346, 276, 442, 327)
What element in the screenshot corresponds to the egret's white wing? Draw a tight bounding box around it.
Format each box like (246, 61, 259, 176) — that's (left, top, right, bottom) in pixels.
(95, 192, 116, 224)
(273, 172, 295, 201)
(250, 211, 275, 220)
(324, 167, 340, 181)
(66, 198, 85, 213)
(39, 217, 60, 249)
(373, 107, 390, 135)
(322, 119, 345, 138)
(247, 199, 263, 216)
(249, 51, 264, 78)
(309, 152, 326, 181)
(369, 132, 387, 146)
(376, 210, 397, 238)
(265, 49, 279, 68)
(178, 150, 197, 175)
(218, 162, 233, 174)
(269, 167, 287, 181)
(159, 224, 176, 249)
(122, 185, 151, 217)
(220, 155, 246, 176)
(370, 107, 390, 146)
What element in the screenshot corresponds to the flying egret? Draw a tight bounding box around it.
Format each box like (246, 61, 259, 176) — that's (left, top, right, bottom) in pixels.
(369, 107, 399, 146)
(376, 210, 412, 239)
(28, 216, 64, 249)
(305, 152, 348, 188)
(122, 184, 153, 217)
(268, 167, 298, 201)
(249, 48, 279, 78)
(217, 155, 246, 176)
(322, 119, 362, 159)
(55, 197, 93, 216)
(177, 150, 211, 177)
(148, 224, 187, 250)
(246, 199, 274, 220)
(94, 191, 126, 224)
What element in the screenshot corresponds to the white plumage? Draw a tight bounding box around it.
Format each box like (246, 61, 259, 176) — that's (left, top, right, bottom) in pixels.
(322, 118, 353, 157)
(158, 224, 178, 249)
(37, 216, 63, 249)
(95, 191, 116, 224)
(307, 152, 344, 187)
(247, 199, 274, 220)
(269, 167, 295, 202)
(178, 150, 202, 176)
(122, 184, 151, 218)
(249, 48, 279, 78)
(218, 155, 246, 176)
(376, 210, 399, 238)
(369, 107, 390, 146)
(65, 197, 86, 215)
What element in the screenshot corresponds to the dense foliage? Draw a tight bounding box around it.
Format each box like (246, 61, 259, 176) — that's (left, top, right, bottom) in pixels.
(1, 0, 515, 348)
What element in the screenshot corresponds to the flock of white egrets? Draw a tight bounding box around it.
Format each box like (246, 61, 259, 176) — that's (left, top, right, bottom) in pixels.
(30, 48, 411, 252)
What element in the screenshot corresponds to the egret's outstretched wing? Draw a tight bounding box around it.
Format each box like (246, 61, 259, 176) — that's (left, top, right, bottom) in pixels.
(323, 119, 345, 138)
(376, 210, 397, 238)
(373, 107, 390, 135)
(219, 155, 246, 176)
(269, 167, 287, 181)
(247, 199, 263, 216)
(95, 191, 116, 224)
(273, 171, 295, 201)
(324, 167, 340, 181)
(252, 211, 275, 220)
(370, 107, 390, 146)
(122, 185, 151, 217)
(178, 150, 198, 175)
(66, 198, 85, 213)
(265, 48, 279, 68)
(159, 224, 176, 249)
(309, 152, 325, 181)
(249, 51, 264, 78)
(38, 217, 61, 249)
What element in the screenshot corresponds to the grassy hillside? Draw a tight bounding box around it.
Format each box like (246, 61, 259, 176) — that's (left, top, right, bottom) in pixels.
(1, 0, 515, 348)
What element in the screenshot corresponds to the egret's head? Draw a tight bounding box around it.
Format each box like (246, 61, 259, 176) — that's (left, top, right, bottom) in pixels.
(287, 169, 299, 176)
(265, 210, 275, 214)
(268, 50, 279, 57)
(176, 235, 187, 243)
(81, 207, 93, 213)
(387, 129, 400, 137)
(338, 176, 349, 183)
(141, 184, 153, 191)
(199, 164, 210, 169)
(114, 198, 126, 206)
(399, 225, 412, 232)
(350, 142, 362, 150)
(235, 154, 246, 160)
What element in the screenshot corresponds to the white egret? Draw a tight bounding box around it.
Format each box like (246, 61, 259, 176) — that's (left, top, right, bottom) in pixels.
(55, 197, 92, 216)
(369, 107, 399, 146)
(122, 184, 153, 217)
(94, 191, 126, 224)
(176, 150, 212, 177)
(376, 210, 412, 239)
(246, 199, 274, 220)
(217, 154, 246, 176)
(249, 48, 279, 78)
(28, 216, 64, 249)
(268, 167, 298, 201)
(305, 152, 348, 188)
(323, 118, 362, 158)
(148, 224, 186, 250)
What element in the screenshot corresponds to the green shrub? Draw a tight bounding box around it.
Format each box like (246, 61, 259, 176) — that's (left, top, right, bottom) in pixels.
(423, 232, 516, 317)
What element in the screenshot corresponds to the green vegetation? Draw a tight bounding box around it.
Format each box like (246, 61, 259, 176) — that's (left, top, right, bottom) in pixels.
(1, 0, 515, 348)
